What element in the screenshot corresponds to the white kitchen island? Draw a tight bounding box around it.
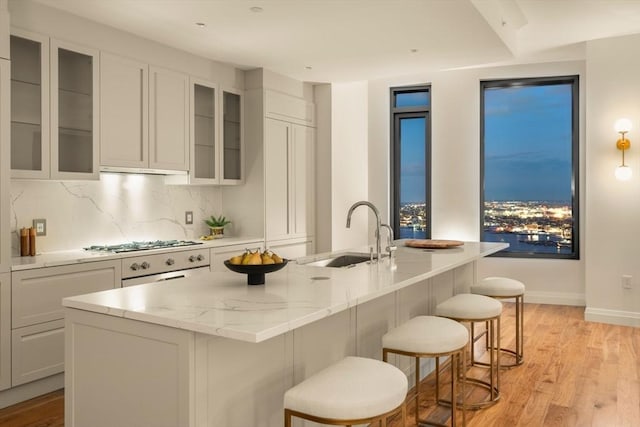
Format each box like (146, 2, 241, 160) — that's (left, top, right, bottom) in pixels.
(63, 241, 507, 427)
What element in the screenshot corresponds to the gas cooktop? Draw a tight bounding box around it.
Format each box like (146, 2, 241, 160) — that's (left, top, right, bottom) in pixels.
(84, 240, 202, 253)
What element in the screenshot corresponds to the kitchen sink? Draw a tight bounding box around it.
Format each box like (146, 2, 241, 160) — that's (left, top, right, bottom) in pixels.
(300, 252, 375, 268)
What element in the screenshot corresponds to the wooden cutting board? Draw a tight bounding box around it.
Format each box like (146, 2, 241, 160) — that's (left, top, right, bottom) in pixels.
(404, 239, 464, 249)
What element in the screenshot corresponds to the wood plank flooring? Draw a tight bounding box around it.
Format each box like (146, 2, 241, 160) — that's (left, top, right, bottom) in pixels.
(0, 303, 638, 427)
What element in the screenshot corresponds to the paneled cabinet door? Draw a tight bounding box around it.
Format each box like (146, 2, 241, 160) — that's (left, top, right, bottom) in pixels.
(10, 29, 50, 179)
(190, 78, 218, 183)
(0, 273, 9, 391)
(149, 66, 189, 171)
(100, 53, 148, 168)
(264, 119, 315, 242)
(50, 39, 100, 180)
(264, 118, 290, 241)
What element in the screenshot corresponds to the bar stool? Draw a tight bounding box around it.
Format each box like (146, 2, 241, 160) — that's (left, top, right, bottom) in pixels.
(471, 277, 525, 368)
(382, 315, 469, 426)
(435, 294, 502, 410)
(284, 356, 408, 426)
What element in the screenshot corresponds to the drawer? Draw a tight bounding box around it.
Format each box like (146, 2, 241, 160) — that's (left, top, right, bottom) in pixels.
(12, 320, 65, 386)
(12, 260, 120, 328)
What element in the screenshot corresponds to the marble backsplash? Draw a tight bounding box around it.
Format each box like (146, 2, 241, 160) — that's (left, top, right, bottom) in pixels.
(10, 173, 225, 255)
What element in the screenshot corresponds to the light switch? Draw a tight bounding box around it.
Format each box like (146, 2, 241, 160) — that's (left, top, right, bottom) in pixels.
(33, 218, 47, 236)
(185, 211, 193, 225)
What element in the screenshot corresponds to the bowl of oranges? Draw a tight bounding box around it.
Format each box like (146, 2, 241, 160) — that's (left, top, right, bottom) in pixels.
(224, 249, 287, 285)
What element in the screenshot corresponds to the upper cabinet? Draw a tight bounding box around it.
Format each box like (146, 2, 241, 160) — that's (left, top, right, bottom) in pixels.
(10, 30, 49, 179)
(149, 66, 189, 171)
(50, 39, 99, 180)
(10, 30, 99, 180)
(221, 88, 243, 184)
(100, 53, 148, 169)
(100, 59, 188, 173)
(166, 82, 243, 185)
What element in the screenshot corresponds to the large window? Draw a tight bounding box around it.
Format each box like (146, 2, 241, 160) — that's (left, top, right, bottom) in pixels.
(390, 85, 431, 240)
(481, 76, 579, 259)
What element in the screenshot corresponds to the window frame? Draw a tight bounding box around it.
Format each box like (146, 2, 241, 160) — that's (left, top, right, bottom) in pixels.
(390, 85, 432, 240)
(480, 75, 580, 259)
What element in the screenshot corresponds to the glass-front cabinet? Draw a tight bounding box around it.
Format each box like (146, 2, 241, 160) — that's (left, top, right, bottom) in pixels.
(221, 88, 243, 184)
(191, 78, 218, 183)
(10, 30, 99, 180)
(50, 40, 99, 180)
(10, 30, 49, 179)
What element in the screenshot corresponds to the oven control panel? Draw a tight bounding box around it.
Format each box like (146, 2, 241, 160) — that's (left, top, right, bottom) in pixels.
(121, 248, 210, 279)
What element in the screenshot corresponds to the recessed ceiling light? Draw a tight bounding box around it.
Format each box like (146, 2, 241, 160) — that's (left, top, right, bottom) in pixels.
(305, 66, 313, 70)
(410, 48, 418, 53)
(250, 6, 263, 13)
(195, 22, 206, 28)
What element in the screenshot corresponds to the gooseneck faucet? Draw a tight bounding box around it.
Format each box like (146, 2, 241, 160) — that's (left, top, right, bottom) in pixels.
(380, 223, 397, 258)
(346, 201, 382, 262)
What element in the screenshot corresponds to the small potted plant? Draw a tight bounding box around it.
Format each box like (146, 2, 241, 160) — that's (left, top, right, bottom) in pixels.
(205, 215, 231, 238)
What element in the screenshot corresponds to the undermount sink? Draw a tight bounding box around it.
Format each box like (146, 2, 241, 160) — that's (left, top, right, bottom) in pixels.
(301, 252, 375, 268)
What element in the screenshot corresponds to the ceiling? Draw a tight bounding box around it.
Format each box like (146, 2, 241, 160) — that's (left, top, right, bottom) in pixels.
(31, 0, 640, 83)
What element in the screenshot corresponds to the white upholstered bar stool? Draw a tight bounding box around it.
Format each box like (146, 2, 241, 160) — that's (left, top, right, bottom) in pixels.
(382, 316, 469, 427)
(284, 356, 408, 427)
(471, 277, 525, 368)
(435, 294, 502, 410)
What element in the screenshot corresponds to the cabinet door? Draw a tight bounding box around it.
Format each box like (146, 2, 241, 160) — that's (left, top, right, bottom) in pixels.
(12, 260, 120, 328)
(149, 66, 189, 171)
(264, 118, 290, 241)
(10, 29, 50, 179)
(0, 273, 9, 391)
(210, 242, 263, 272)
(291, 124, 315, 238)
(0, 58, 9, 273)
(100, 53, 148, 168)
(190, 78, 218, 183)
(11, 319, 64, 386)
(221, 88, 243, 184)
(50, 39, 99, 180)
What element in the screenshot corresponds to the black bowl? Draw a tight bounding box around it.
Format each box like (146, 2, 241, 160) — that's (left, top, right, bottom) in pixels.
(223, 259, 288, 285)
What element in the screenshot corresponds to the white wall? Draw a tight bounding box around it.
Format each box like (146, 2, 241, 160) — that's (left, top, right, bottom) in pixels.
(584, 34, 640, 326)
(330, 82, 370, 251)
(367, 60, 587, 306)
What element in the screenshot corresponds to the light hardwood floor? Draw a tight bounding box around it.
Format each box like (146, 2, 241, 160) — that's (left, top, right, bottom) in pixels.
(0, 303, 638, 427)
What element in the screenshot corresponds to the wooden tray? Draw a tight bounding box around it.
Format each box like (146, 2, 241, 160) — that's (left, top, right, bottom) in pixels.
(404, 239, 464, 249)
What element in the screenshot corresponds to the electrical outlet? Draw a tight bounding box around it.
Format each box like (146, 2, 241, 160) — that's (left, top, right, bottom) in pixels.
(622, 275, 633, 289)
(33, 218, 47, 236)
(185, 211, 193, 225)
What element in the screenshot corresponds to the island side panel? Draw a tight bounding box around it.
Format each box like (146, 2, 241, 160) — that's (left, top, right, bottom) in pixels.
(195, 332, 288, 427)
(65, 308, 195, 427)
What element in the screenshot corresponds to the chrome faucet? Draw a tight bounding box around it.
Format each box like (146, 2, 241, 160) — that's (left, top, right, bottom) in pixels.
(380, 223, 397, 258)
(346, 201, 382, 262)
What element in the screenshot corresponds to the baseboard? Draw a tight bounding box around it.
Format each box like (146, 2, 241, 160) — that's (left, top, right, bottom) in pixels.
(524, 291, 585, 306)
(584, 307, 640, 327)
(0, 373, 64, 409)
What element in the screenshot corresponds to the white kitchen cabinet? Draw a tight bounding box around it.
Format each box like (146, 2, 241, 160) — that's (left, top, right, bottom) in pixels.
(265, 238, 314, 261)
(10, 260, 120, 385)
(9, 29, 50, 179)
(221, 88, 243, 184)
(149, 66, 189, 171)
(10, 32, 99, 180)
(0, 1, 8, 60)
(50, 39, 99, 180)
(100, 52, 148, 168)
(0, 56, 9, 273)
(0, 273, 10, 391)
(265, 118, 315, 243)
(265, 89, 315, 127)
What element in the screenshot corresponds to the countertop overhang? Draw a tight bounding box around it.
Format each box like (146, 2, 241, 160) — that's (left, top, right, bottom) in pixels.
(62, 241, 508, 343)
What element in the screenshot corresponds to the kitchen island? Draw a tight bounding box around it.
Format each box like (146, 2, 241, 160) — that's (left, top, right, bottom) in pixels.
(63, 241, 507, 427)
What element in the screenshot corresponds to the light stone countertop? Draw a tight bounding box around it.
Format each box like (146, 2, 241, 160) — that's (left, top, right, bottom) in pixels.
(11, 236, 264, 271)
(62, 241, 508, 343)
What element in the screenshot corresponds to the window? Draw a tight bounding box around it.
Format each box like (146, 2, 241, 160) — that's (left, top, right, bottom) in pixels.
(480, 76, 579, 259)
(390, 85, 431, 240)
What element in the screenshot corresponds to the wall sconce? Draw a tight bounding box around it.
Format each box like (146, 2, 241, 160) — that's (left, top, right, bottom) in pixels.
(614, 118, 632, 181)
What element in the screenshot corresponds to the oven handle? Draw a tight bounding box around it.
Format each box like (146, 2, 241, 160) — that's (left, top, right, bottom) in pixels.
(121, 266, 210, 287)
